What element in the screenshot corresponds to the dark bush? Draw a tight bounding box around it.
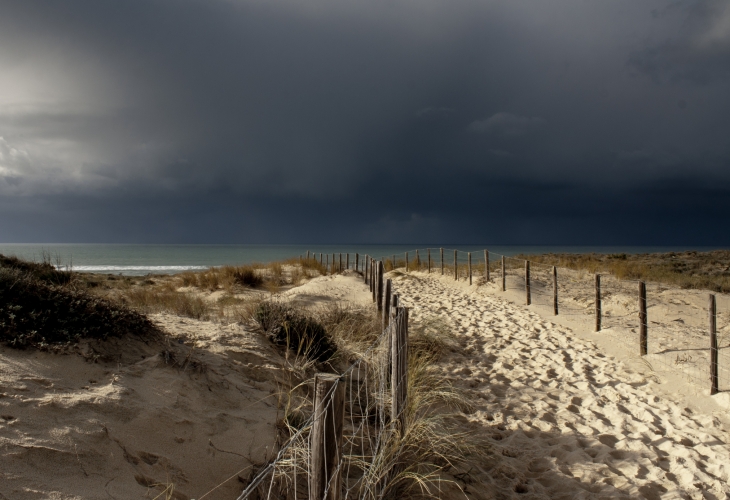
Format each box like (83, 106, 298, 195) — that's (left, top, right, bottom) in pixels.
(254, 302, 335, 362)
(0, 254, 73, 285)
(232, 266, 264, 287)
(0, 267, 157, 348)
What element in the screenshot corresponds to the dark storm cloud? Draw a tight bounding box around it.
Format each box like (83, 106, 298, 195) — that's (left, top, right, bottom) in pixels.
(0, 0, 729, 244)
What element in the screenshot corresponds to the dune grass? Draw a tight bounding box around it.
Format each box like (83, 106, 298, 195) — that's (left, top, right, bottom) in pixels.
(514, 250, 730, 292)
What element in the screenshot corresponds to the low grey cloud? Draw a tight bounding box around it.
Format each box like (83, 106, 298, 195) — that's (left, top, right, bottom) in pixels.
(468, 113, 547, 137)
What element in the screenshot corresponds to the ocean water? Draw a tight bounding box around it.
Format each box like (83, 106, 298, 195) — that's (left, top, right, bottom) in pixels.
(0, 244, 722, 276)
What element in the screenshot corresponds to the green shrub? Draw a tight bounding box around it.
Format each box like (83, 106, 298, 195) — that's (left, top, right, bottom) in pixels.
(0, 267, 156, 348)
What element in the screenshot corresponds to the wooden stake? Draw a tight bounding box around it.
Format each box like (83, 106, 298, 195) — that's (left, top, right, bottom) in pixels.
(468, 252, 472, 285)
(326, 254, 329, 275)
(383, 279, 392, 328)
(372, 259, 377, 302)
(501, 256, 506, 291)
(346, 253, 349, 270)
(440, 248, 444, 275)
(427, 248, 431, 273)
(377, 261, 384, 313)
(320, 253, 323, 266)
(484, 250, 489, 282)
(710, 294, 719, 395)
(391, 307, 408, 431)
(309, 373, 345, 500)
(454, 250, 457, 280)
(339, 253, 342, 273)
(416, 249, 420, 271)
(365, 256, 369, 285)
(405, 252, 409, 272)
(553, 266, 558, 315)
(525, 261, 531, 305)
(639, 281, 647, 356)
(356, 253, 359, 272)
(595, 274, 601, 332)
(307, 250, 310, 261)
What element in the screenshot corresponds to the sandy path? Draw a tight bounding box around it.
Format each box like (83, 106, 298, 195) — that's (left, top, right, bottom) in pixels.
(389, 272, 730, 500)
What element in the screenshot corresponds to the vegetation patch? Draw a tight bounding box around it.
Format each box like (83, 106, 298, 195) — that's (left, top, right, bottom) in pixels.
(0, 265, 156, 349)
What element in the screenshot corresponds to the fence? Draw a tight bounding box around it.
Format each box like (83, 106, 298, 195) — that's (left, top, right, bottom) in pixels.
(238, 257, 407, 500)
(238, 249, 726, 499)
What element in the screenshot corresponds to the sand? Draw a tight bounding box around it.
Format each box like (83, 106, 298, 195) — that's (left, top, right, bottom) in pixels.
(2, 267, 730, 499)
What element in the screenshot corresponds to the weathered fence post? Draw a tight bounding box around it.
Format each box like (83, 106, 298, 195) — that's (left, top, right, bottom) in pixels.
(501, 256, 506, 292)
(392, 307, 409, 431)
(346, 253, 349, 270)
(484, 250, 489, 282)
(595, 274, 601, 332)
(339, 253, 342, 273)
(309, 373, 345, 500)
(307, 250, 310, 261)
(454, 250, 458, 280)
(440, 248, 444, 275)
(710, 294, 719, 395)
(383, 279, 392, 328)
(639, 281, 647, 356)
(332, 253, 336, 273)
(405, 252, 409, 272)
(416, 250, 420, 270)
(372, 259, 376, 300)
(365, 256, 369, 285)
(427, 249, 431, 273)
(377, 261, 384, 313)
(356, 253, 359, 273)
(468, 252, 472, 285)
(552, 266, 558, 315)
(320, 253, 323, 266)
(525, 261, 531, 305)
(326, 254, 330, 275)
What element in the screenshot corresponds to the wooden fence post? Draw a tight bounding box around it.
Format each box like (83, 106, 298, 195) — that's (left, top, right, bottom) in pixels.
(332, 253, 336, 273)
(468, 252, 472, 285)
(454, 250, 458, 280)
(639, 281, 647, 356)
(309, 373, 345, 500)
(346, 253, 349, 270)
(416, 250, 420, 270)
(484, 250, 489, 282)
(427, 249, 431, 273)
(392, 307, 409, 431)
(595, 274, 601, 332)
(501, 256, 506, 292)
(440, 248, 444, 275)
(356, 253, 359, 273)
(383, 279, 392, 328)
(372, 260, 377, 303)
(339, 253, 342, 273)
(326, 254, 329, 275)
(377, 261, 384, 313)
(307, 250, 310, 261)
(365, 257, 369, 285)
(525, 261, 531, 305)
(710, 294, 719, 395)
(553, 266, 558, 315)
(320, 253, 323, 266)
(405, 252, 409, 272)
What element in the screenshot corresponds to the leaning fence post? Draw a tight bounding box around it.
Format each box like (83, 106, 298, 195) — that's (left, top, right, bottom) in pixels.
(501, 256, 506, 291)
(710, 294, 719, 395)
(553, 266, 558, 315)
(310, 373, 345, 500)
(484, 250, 489, 282)
(383, 279, 392, 328)
(639, 281, 647, 356)
(392, 307, 409, 431)
(595, 274, 601, 332)
(468, 252, 472, 285)
(454, 250, 458, 280)
(440, 248, 444, 275)
(377, 261, 384, 313)
(525, 261, 531, 305)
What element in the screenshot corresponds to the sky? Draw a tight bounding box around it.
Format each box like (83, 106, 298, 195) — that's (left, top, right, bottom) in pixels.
(0, 0, 729, 245)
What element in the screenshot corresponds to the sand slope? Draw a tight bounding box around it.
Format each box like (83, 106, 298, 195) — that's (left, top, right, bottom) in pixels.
(0, 316, 283, 499)
(389, 271, 730, 499)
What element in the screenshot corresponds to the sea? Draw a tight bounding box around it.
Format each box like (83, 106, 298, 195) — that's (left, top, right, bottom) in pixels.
(0, 244, 723, 276)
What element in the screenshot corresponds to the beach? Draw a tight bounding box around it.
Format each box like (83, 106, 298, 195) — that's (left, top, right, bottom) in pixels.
(1, 262, 730, 499)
